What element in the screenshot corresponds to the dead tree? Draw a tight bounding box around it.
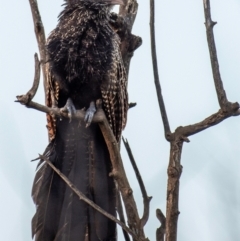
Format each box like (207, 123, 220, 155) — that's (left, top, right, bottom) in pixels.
(16, 0, 239, 240)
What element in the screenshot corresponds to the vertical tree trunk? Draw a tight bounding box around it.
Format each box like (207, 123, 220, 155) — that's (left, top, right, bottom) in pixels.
(165, 140, 183, 241)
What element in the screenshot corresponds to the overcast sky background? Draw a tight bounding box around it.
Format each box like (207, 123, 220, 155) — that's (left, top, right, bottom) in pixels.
(1, 0, 240, 240)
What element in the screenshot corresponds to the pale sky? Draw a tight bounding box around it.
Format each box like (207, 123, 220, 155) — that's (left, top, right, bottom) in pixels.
(1, 0, 240, 240)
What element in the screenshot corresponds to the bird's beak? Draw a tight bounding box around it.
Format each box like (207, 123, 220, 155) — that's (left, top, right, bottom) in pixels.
(104, 0, 124, 5)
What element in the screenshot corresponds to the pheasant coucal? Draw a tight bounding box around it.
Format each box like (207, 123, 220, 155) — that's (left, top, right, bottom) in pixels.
(31, 0, 128, 240)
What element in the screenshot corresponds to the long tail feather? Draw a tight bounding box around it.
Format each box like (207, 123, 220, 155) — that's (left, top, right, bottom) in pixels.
(32, 119, 116, 241)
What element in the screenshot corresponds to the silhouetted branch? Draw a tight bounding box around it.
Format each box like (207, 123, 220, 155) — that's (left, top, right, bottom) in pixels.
(156, 209, 166, 241)
(122, 137, 152, 229)
(150, 0, 171, 140)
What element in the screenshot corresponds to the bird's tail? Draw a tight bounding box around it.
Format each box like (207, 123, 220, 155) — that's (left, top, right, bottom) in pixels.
(32, 119, 116, 241)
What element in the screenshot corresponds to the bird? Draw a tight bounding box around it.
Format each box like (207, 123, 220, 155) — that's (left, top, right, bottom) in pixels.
(31, 0, 128, 240)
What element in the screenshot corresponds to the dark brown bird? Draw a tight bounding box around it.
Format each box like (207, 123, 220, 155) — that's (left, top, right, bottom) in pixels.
(31, 0, 127, 240)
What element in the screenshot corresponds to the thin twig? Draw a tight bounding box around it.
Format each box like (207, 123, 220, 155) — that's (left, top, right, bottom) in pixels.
(203, 0, 230, 110)
(122, 137, 152, 229)
(39, 154, 137, 239)
(117, 192, 131, 241)
(150, 0, 171, 140)
(28, 0, 48, 99)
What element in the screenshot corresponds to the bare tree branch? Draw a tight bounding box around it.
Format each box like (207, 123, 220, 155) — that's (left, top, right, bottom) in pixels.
(156, 209, 166, 241)
(149, 0, 240, 240)
(203, 0, 232, 111)
(117, 192, 131, 241)
(16, 98, 106, 123)
(28, 0, 48, 100)
(98, 114, 147, 241)
(122, 137, 152, 229)
(148, 2, 180, 237)
(174, 106, 240, 138)
(16, 53, 40, 104)
(150, 0, 171, 140)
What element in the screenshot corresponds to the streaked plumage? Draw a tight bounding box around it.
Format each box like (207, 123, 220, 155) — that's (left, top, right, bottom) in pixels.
(32, 1, 127, 240)
(46, 0, 128, 142)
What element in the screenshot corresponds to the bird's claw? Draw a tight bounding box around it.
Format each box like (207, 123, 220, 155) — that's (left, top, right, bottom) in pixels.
(84, 101, 96, 127)
(60, 98, 76, 122)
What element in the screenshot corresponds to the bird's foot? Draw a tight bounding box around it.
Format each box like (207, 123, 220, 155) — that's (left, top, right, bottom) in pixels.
(60, 98, 76, 122)
(84, 101, 96, 127)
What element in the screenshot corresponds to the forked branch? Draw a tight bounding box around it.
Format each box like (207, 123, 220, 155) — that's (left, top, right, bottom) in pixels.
(149, 0, 240, 241)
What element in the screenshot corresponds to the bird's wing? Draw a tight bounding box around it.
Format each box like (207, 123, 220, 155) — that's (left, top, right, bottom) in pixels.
(101, 35, 128, 141)
(46, 70, 59, 141)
